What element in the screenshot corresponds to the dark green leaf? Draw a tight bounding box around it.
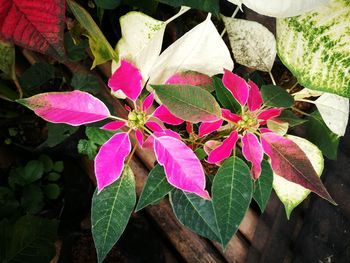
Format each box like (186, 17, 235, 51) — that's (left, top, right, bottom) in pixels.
(152, 84, 222, 123)
(67, 0, 118, 68)
(195, 148, 207, 160)
(71, 73, 100, 95)
(21, 185, 44, 213)
(91, 165, 136, 263)
(46, 123, 79, 148)
(86, 126, 115, 145)
(170, 189, 220, 241)
(0, 80, 18, 100)
(38, 154, 53, 173)
(245, 71, 265, 88)
(19, 63, 55, 94)
(53, 161, 64, 173)
(64, 32, 88, 61)
(8, 167, 25, 188)
(253, 160, 273, 212)
(0, 199, 19, 218)
(43, 184, 61, 199)
(277, 110, 307, 127)
(0, 40, 15, 80)
(94, 0, 121, 9)
(0, 215, 57, 263)
(305, 110, 340, 160)
(213, 76, 240, 113)
(47, 172, 61, 182)
(156, 0, 219, 14)
(212, 157, 253, 249)
(135, 165, 173, 212)
(78, 139, 98, 159)
(24, 160, 44, 184)
(123, 0, 158, 14)
(261, 85, 294, 108)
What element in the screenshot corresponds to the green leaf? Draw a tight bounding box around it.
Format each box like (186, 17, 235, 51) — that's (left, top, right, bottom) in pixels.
(19, 63, 55, 95)
(273, 135, 324, 218)
(1, 215, 57, 263)
(152, 84, 222, 123)
(213, 76, 240, 113)
(0, 40, 15, 79)
(38, 154, 53, 173)
(53, 161, 64, 173)
(253, 160, 273, 212)
(47, 172, 61, 182)
(91, 165, 136, 263)
(64, 32, 88, 61)
(305, 110, 340, 160)
(277, 110, 307, 128)
(94, 0, 122, 9)
(261, 85, 294, 108)
(266, 119, 289, 136)
(135, 165, 173, 212)
(194, 148, 207, 160)
(24, 160, 44, 184)
(122, 0, 158, 14)
(156, 0, 219, 14)
(43, 184, 61, 199)
(21, 185, 44, 214)
(170, 189, 220, 242)
(71, 73, 100, 95)
(46, 123, 79, 147)
(277, 0, 350, 97)
(86, 126, 115, 145)
(78, 139, 98, 159)
(0, 80, 18, 101)
(212, 157, 253, 249)
(67, 0, 118, 68)
(8, 167, 25, 188)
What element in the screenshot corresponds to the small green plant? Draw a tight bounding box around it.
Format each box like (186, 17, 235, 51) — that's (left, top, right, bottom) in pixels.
(1, 154, 63, 218)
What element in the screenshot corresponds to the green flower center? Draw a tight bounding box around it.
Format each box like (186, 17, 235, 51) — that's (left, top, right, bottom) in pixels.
(128, 111, 146, 129)
(237, 112, 259, 132)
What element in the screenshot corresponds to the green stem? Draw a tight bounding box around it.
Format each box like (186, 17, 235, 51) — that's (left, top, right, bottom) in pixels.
(291, 107, 311, 117)
(109, 115, 128, 122)
(220, 5, 240, 37)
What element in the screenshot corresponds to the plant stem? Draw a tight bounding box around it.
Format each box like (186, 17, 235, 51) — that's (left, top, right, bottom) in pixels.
(126, 141, 138, 166)
(14, 78, 23, 99)
(294, 98, 316, 105)
(109, 115, 128, 122)
(291, 107, 311, 117)
(269, 71, 276, 85)
(220, 5, 240, 37)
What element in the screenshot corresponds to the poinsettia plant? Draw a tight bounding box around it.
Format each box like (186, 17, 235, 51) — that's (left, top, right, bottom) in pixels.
(1, 0, 349, 262)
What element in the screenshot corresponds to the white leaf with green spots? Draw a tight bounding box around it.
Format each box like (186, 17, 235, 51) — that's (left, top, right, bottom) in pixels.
(273, 135, 324, 218)
(242, 0, 329, 18)
(277, 0, 350, 97)
(314, 93, 349, 136)
(222, 17, 276, 72)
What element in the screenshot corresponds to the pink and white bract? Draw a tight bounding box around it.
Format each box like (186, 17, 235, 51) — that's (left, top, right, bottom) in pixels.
(101, 59, 209, 198)
(205, 70, 282, 180)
